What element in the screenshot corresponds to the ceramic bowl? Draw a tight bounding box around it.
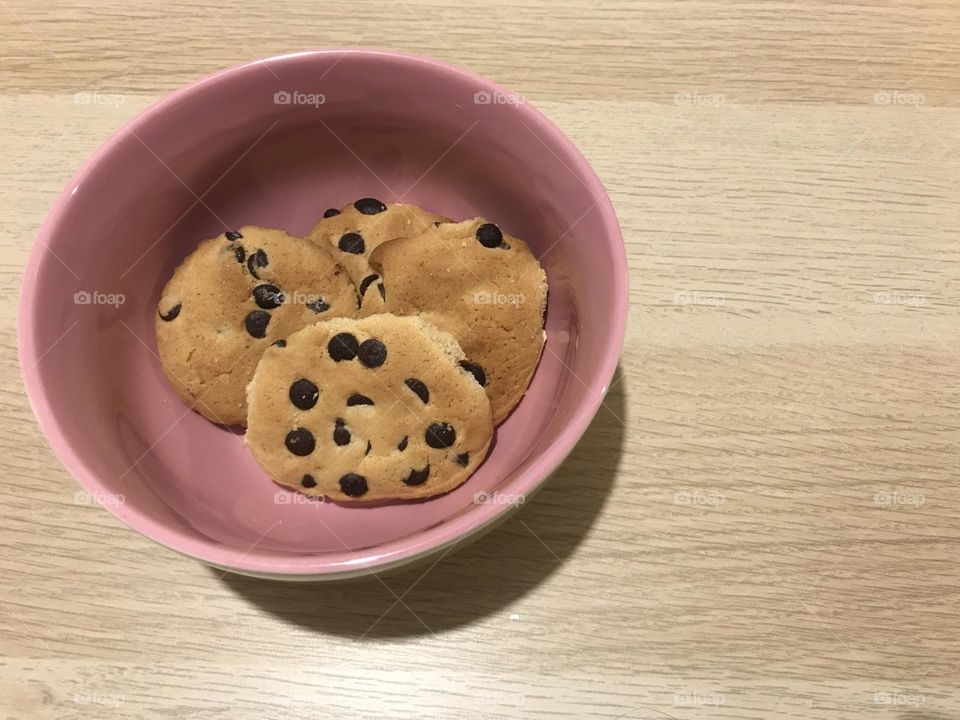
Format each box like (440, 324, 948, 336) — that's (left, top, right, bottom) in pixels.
(19, 50, 627, 579)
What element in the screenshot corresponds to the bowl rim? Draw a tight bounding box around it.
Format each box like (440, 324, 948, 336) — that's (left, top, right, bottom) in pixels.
(18, 48, 629, 579)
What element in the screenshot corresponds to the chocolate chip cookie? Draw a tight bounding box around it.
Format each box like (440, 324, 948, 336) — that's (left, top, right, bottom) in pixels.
(245, 314, 494, 502)
(308, 198, 447, 311)
(155, 226, 356, 425)
(363, 219, 547, 423)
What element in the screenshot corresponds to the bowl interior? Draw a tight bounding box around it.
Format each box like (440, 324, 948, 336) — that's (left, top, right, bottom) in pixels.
(22, 51, 624, 574)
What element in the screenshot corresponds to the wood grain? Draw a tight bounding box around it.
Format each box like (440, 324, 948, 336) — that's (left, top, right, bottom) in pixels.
(2, 1, 960, 718)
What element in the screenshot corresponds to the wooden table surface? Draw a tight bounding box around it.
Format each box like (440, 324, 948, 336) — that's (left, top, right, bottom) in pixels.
(2, 1, 959, 718)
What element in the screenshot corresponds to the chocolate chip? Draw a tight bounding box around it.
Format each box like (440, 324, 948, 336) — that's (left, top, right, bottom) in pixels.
(307, 298, 330, 313)
(455, 452, 469, 467)
(365, 440, 372, 456)
(404, 378, 429, 404)
(347, 393, 374, 406)
(397, 435, 408, 451)
(234, 245, 246, 263)
(253, 284, 284, 309)
(323, 208, 340, 218)
(225, 230, 243, 241)
(301, 474, 317, 488)
(358, 339, 387, 368)
(403, 465, 430, 486)
(338, 232, 365, 255)
(244, 310, 270, 338)
(158, 303, 181, 321)
(354, 198, 386, 215)
(285, 428, 315, 456)
(272, 339, 287, 348)
(333, 418, 351, 446)
(476, 223, 503, 248)
(425, 422, 456, 449)
(247, 249, 268, 278)
(377, 283, 386, 301)
(339, 473, 368, 497)
(459, 361, 487, 387)
(289, 378, 319, 410)
(358, 274, 378, 298)
(328, 333, 359, 361)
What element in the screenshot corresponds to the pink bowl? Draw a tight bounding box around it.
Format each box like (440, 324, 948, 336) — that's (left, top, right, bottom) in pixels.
(19, 50, 627, 579)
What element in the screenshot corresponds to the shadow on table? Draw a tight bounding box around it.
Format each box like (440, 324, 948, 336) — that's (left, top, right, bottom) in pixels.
(216, 364, 627, 638)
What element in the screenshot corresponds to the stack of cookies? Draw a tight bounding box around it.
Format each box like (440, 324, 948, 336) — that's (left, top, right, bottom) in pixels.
(155, 199, 547, 503)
